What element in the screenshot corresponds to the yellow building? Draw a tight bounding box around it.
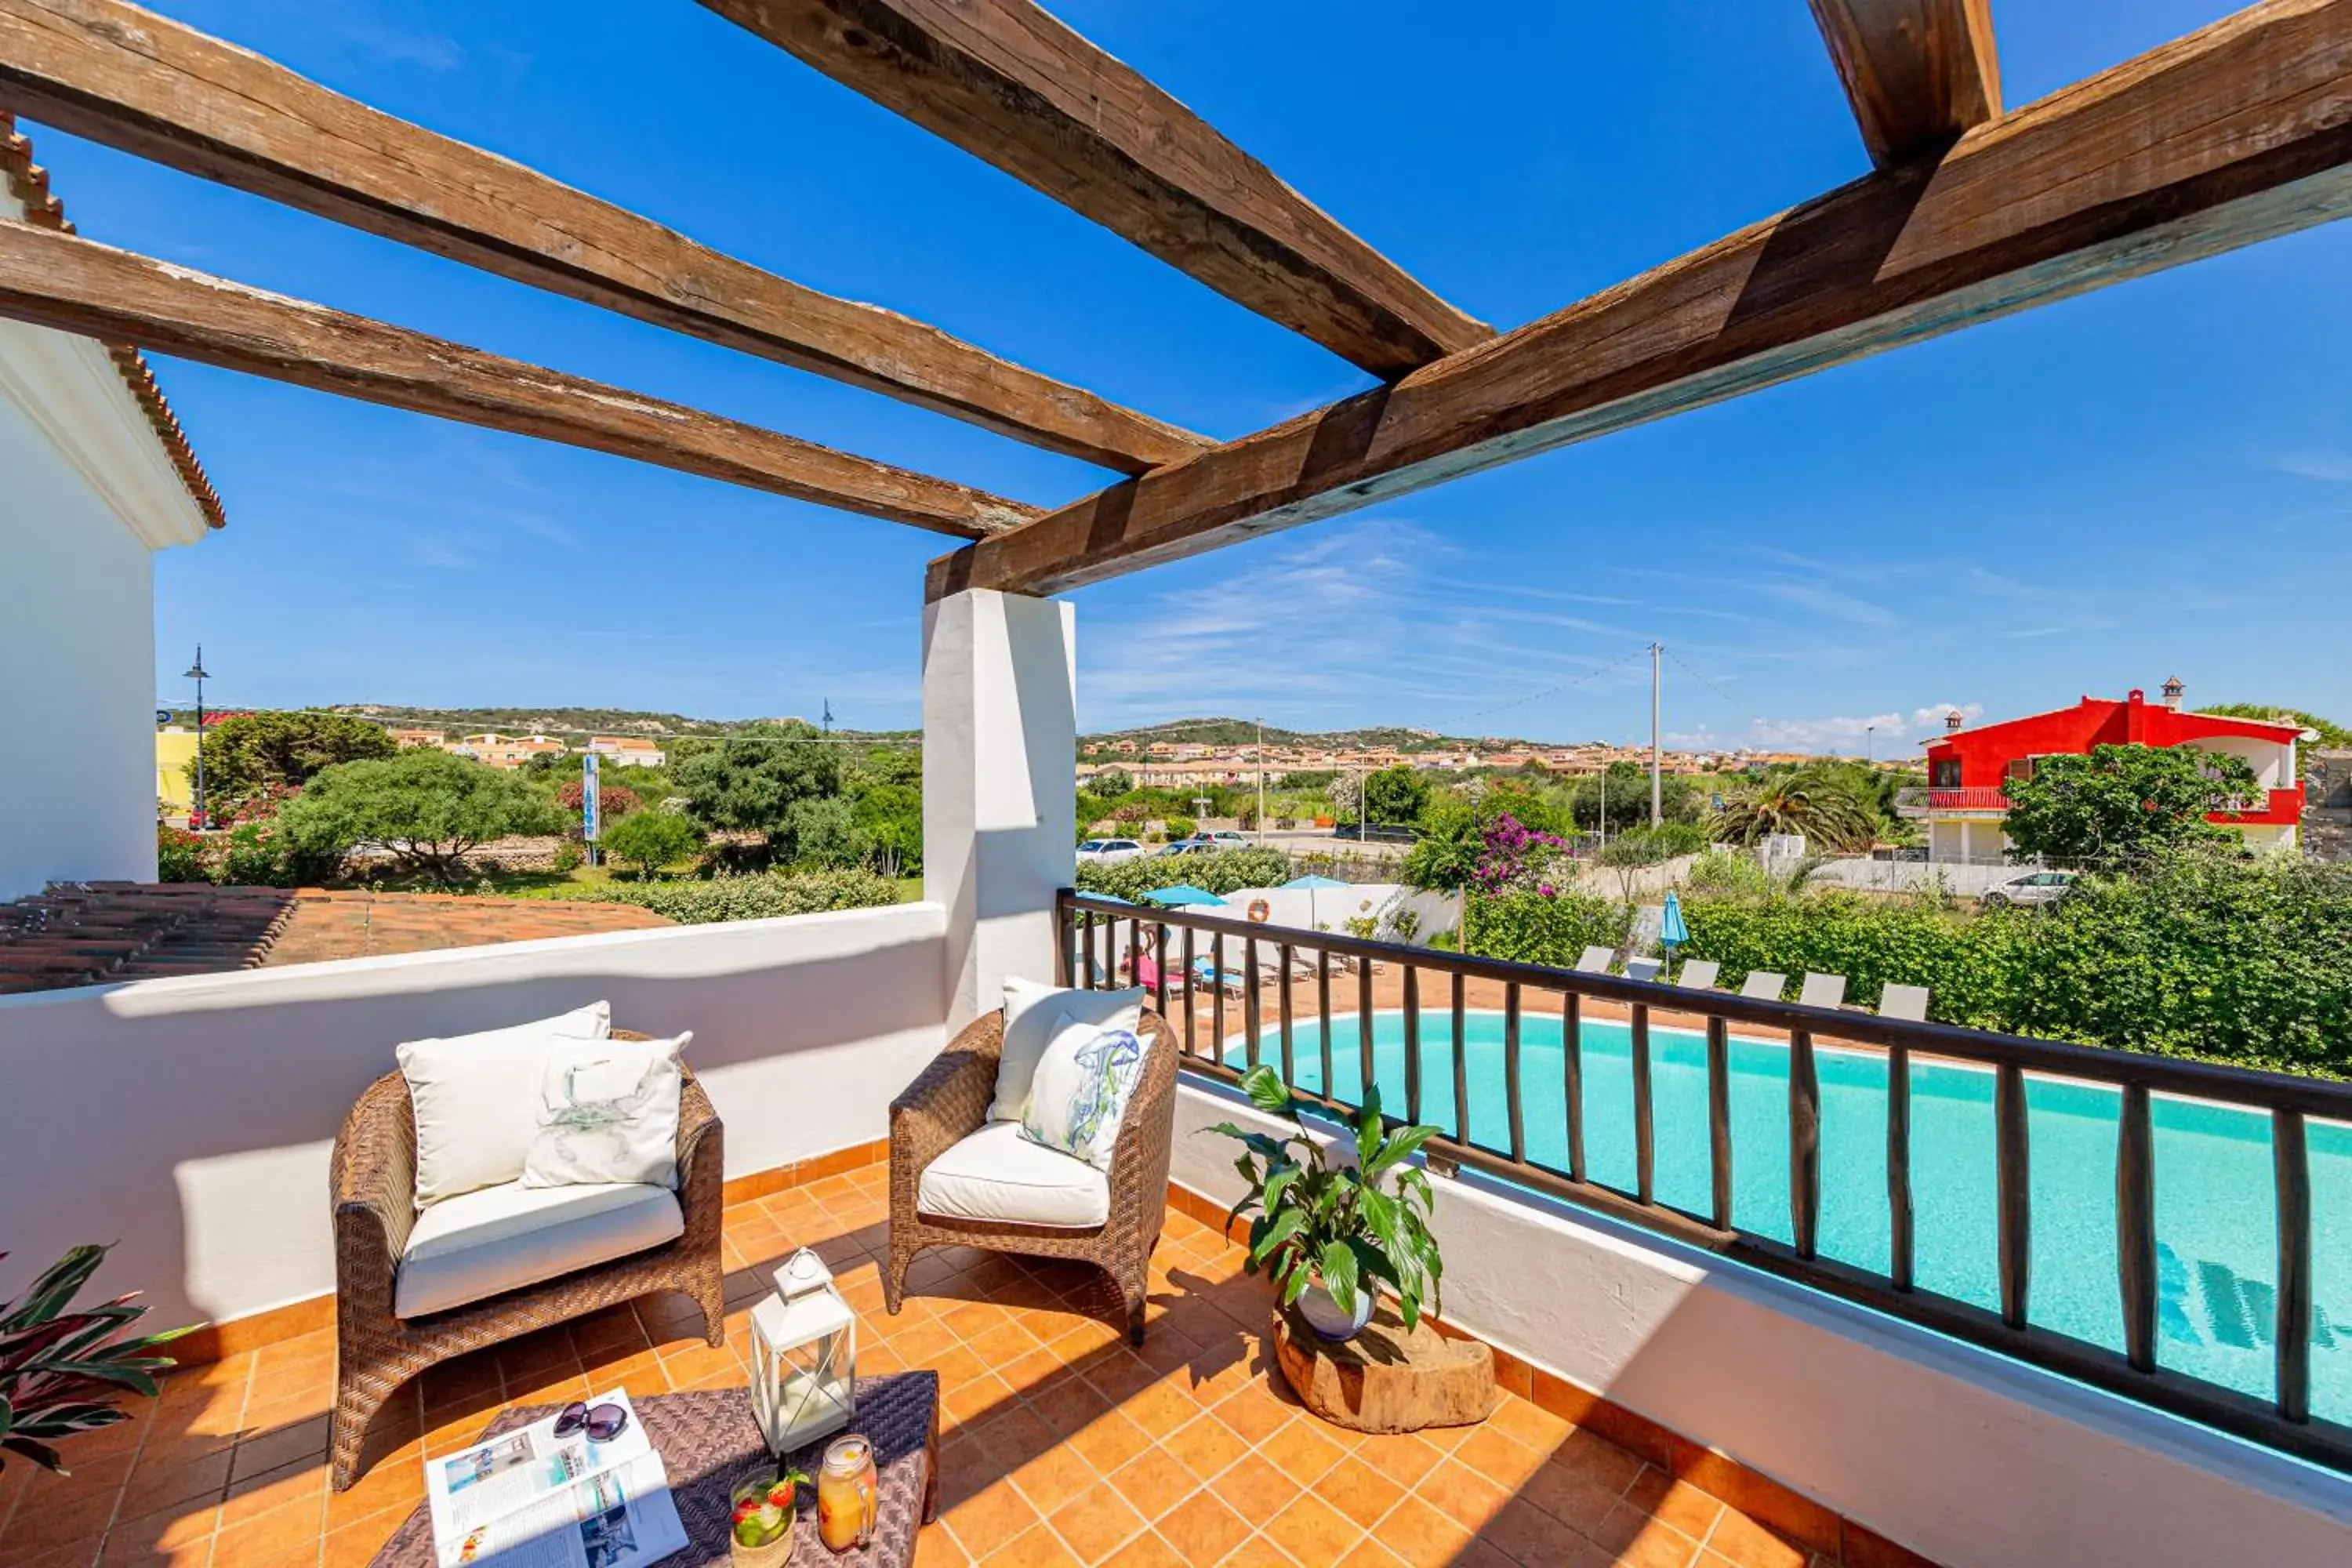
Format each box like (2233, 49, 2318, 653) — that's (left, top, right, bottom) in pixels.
(155, 728, 200, 820)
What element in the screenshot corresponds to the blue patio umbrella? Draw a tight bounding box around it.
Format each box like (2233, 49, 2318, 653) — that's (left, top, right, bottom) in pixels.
(1282, 873, 1348, 928)
(1660, 889, 1690, 950)
(1143, 884, 1226, 908)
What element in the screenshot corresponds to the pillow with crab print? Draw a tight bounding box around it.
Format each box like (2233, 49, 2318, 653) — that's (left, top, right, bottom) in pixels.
(1018, 1015, 1149, 1173)
(521, 1032, 690, 1190)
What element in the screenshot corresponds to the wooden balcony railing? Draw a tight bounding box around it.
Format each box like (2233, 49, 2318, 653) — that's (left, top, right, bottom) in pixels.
(1057, 888, 2352, 1473)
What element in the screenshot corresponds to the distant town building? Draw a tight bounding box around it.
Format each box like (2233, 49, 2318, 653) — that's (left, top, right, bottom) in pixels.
(587, 735, 668, 768)
(450, 732, 568, 769)
(1899, 681, 2307, 861)
(386, 727, 446, 749)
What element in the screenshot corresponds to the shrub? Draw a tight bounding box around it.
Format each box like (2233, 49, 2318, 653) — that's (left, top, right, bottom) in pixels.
(600, 808, 702, 877)
(274, 749, 563, 885)
(1075, 848, 1290, 902)
(156, 826, 207, 883)
(1163, 815, 1197, 842)
(1461, 891, 1629, 965)
(586, 869, 901, 924)
(187, 711, 397, 813)
(218, 820, 332, 887)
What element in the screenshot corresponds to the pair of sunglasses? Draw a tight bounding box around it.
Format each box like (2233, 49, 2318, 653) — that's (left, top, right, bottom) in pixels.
(554, 1401, 629, 1443)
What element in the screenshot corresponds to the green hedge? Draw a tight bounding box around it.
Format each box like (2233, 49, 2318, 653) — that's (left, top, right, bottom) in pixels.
(1461, 890, 1628, 965)
(1465, 854, 2352, 1076)
(586, 869, 900, 924)
(1075, 848, 1291, 902)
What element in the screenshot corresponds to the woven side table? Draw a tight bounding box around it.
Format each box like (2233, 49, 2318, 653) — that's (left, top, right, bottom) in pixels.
(368, 1373, 938, 1566)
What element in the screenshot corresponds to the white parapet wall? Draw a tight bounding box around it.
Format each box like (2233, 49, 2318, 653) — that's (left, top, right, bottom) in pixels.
(0, 904, 952, 1330)
(1167, 1076, 2352, 1568)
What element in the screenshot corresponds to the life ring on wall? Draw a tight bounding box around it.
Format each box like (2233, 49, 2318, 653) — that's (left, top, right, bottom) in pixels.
(1247, 898, 1271, 923)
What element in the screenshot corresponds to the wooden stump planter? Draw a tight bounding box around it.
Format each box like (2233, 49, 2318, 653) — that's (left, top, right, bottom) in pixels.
(1271, 1303, 1497, 1434)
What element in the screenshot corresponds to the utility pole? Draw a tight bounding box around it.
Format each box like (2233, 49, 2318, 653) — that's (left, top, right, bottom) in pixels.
(1255, 718, 1267, 844)
(822, 699, 833, 735)
(184, 646, 209, 830)
(1650, 641, 1663, 828)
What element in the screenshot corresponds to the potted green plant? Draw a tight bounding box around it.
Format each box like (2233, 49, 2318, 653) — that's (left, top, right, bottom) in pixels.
(1204, 1065, 1443, 1341)
(2, 1244, 192, 1474)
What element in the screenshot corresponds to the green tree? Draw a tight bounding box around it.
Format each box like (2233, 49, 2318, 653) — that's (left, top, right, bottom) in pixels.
(781, 793, 869, 869)
(189, 711, 397, 812)
(672, 722, 840, 837)
(1711, 769, 1879, 853)
(1091, 767, 1134, 797)
(851, 781, 923, 875)
(2000, 743, 2259, 862)
(1361, 766, 1431, 829)
(275, 750, 564, 885)
(600, 808, 702, 877)
(1570, 761, 1697, 834)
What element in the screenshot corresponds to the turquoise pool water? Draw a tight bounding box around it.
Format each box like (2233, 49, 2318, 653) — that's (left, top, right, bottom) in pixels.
(1226, 1010, 2352, 1424)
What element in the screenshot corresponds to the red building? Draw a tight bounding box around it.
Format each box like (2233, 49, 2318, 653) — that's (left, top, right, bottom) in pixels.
(1901, 680, 2307, 862)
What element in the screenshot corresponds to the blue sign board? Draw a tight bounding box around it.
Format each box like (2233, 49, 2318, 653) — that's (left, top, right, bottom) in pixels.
(582, 751, 602, 841)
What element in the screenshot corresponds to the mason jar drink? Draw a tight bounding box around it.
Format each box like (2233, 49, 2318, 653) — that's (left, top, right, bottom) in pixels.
(816, 1435, 877, 1552)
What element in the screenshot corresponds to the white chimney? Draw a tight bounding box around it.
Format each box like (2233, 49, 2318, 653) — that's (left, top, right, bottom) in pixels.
(2161, 675, 2185, 712)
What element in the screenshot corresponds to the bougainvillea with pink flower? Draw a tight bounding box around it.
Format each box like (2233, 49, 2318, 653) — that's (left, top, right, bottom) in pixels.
(1472, 813, 1570, 896)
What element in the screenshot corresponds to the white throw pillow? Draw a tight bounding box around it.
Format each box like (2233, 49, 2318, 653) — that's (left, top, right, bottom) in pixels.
(1020, 1016, 1150, 1171)
(399, 1002, 611, 1209)
(521, 1033, 690, 1191)
(989, 979, 1144, 1123)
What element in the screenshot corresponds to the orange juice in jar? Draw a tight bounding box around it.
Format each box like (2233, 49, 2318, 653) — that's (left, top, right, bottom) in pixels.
(816, 1435, 877, 1553)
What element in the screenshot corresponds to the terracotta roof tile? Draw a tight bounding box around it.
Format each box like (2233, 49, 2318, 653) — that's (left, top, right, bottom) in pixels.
(0, 112, 225, 531)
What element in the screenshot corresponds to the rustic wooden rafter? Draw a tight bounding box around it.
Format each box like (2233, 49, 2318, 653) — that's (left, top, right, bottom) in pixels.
(930, 0, 2352, 600)
(0, 0, 1207, 473)
(1809, 0, 2003, 165)
(699, 0, 1492, 377)
(0, 220, 1040, 537)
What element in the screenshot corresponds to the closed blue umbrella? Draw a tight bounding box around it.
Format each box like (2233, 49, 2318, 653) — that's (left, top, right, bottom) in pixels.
(1143, 884, 1227, 908)
(1660, 889, 1690, 949)
(1282, 873, 1347, 928)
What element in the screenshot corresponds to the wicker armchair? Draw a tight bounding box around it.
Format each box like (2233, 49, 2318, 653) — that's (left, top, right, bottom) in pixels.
(884, 1007, 1180, 1345)
(327, 1032, 725, 1490)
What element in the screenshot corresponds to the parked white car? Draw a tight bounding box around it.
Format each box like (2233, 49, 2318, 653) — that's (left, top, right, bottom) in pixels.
(1980, 869, 2077, 909)
(1076, 837, 1147, 866)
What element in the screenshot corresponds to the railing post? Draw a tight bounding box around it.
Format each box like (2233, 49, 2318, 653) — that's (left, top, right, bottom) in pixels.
(1403, 966, 1422, 1126)
(1707, 1015, 1731, 1230)
(1790, 1028, 1820, 1260)
(1504, 983, 1525, 1164)
(1316, 949, 1334, 1098)
(1888, 1042, 1914, 1292)
(1563, 990, 1585, 1183)
(1277, 942, 1296, 1084)
(2116, 1083, 2156, 1373)
(1152, 920, 1169, 1019)
(1996, 1062, 2031, 1331)
(1057, 894, 1076, 986)
(1243, 937, 1261, 1069)
(1632, 1003, 1654, 1205)
(1450, 970, 1469, 1147)
(1211, 932, 1226, 1060)
(2276, 1108, 2312, 1424)
(1357, 960, 1375, 1103)
(1181, 926, 1198, 1055)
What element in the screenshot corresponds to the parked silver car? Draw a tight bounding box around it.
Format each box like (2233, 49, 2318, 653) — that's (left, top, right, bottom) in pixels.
(1980, 869, 2077, 908)
(1075, 837, 1147, 866)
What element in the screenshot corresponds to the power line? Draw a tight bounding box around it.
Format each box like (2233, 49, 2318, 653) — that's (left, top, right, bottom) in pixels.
(1664, 647, 1765, 737)
(1435, 644, 1652, 728)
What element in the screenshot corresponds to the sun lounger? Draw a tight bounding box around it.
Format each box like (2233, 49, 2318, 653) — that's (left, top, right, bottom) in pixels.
(1739, 970, 1787, 1000)
(1675, 958, 1721, 991)
(1573, 945, 1615, 974)
(1798, 972, 1848, 1009)
(1624, 956, 1664, 983)
(1189, 957, 1247, 996)
(1880, 982, 1932, 1022)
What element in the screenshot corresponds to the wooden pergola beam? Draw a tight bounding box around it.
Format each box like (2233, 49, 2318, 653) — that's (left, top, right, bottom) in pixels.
(1809, 0, 2002, 165)
(931, 0, 2352, 600)
(0, 221, 1040, 537)
(700, 0, 1492, 378)
(0, 0, 1207, 474)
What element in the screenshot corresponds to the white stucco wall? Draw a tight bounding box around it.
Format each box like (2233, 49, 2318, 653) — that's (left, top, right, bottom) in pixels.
(0, 303, 212, 898)
(0, 904, 950, 1329)
(924, 589, 1077, 1030)
(1167, 1077, 2352, 1568)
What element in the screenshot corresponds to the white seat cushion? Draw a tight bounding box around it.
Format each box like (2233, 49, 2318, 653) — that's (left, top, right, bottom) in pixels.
(398, 1001, 612, 1208)
(394, 1179, 681, 1319)
(916, 1120, 1109, 1230)
(990, 980, 1145, 1123)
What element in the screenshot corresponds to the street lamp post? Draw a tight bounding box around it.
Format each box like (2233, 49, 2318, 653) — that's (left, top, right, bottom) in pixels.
(183, 647, 210, 829)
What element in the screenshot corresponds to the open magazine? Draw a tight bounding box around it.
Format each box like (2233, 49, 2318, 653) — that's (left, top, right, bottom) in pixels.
(425, 1389, 688, 1568)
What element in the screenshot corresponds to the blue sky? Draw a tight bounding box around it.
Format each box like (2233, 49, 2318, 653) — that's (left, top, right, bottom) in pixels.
(30, 0, 2352, 753)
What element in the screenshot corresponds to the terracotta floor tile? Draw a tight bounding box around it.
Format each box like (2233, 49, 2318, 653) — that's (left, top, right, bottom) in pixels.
(945, 1476, 1043, 1555)
(1152, 1491, 1253, 1566)
(1454, 1425, 1547, 1490)
(1252, 1420, 1345, 1489)
(1205, 1454, 1301, 1533)
(1047, 1483, 1149, 1563)
(1118, 1381, 1203, 1441)
(1375, 1496, 1477, 1568)
(1260, 1492, 1360, 1565)
(1480, 1495, 1588, 1566)
(1160, 1417, 1249, 1485)
(1103, 1449, 1202, 1524)
(1422, 1459, 1511, 1533)
(1617, 1469, 1723, 1544)
(1334, 1539, 1409, 1568)
(1205, 1390, 1290, 1448)
(982, 1522, 1083, 1566)
(1214, 1535, 1295, 1568)
(1311, 1456, 1405, 1530)
(1068, 1411, 1153, 1477)
(1100, 1531, 1187, 1568)
(1703, 1511, 1813, 1568)
(1012, 1440, 1102, 1517)
(1352, 1432, 1443, 1490)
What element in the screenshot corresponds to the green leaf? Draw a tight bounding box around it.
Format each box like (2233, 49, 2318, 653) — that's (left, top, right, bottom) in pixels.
(1250, 1210, 1305, 1267)
(0, 1435, 66, 1473)
(1316, 1242, 1359, 1317)
(0, 1247, 105, 1333)
(1367, 1124, 1441, 1179)
(1281, 1265, 1312, 1308)
(1239, 1065, 1297, 1118)
(1260, 1166, 1300, 1219)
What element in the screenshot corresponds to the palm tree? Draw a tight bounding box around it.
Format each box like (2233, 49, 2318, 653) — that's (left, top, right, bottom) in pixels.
(1713, 771, 1879, 855)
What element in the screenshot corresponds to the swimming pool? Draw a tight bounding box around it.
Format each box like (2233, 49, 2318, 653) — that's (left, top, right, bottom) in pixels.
(1225, 1009, 2352, 1425)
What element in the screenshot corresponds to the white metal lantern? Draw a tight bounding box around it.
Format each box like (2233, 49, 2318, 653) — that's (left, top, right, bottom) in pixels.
(749, 1248, 857, 1455)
